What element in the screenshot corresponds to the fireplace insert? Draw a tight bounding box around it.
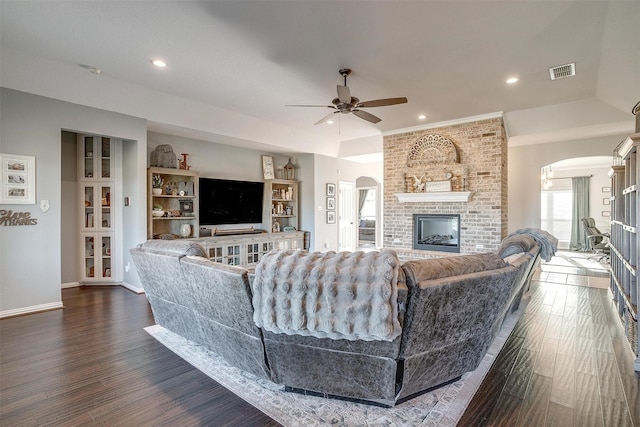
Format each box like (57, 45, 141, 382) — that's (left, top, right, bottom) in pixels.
(413, 214, 460, 253)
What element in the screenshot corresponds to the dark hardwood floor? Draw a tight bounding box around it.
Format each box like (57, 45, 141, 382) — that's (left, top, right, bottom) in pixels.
(1, 255, 638, 426)
(0, 286, 280, 426)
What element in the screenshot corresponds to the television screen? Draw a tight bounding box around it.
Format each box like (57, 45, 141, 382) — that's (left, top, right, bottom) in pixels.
(199, 178, 264, 225)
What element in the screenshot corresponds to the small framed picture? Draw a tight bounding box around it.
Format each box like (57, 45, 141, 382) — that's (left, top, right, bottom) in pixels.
(1, 153, 36, 204)
(180, 199, 194, 214)
(262, 155, 275, 180)
(602, 211, 611, 217)
(603, 197, 610, 205)
(326, 211, 336, 224)
(326, 197, 335, 210)
(326, 183, 336, 196)
(602, 186, 611, 193)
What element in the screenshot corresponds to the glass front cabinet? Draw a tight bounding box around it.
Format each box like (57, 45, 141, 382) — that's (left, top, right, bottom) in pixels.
(78, 135, 117, 283)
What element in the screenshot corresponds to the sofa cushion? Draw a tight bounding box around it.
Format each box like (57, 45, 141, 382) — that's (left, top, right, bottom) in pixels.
(402, 252, 508, 285)
(252, 249, 402, 342)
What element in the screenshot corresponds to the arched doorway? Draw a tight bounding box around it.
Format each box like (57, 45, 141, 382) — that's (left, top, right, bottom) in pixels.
(540, 156, 611, 250)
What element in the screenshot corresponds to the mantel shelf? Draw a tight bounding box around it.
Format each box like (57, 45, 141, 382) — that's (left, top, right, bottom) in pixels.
(395, 191, 473, 203)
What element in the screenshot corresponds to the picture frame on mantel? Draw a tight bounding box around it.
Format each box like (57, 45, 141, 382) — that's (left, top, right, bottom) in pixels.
(1, 153, 36, 205)
(262, 155, 275, 180)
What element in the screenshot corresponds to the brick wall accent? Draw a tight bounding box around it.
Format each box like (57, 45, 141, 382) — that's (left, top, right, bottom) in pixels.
(383, 117, 508, 260)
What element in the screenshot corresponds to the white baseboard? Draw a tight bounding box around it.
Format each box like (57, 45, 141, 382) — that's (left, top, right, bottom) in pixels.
(61, 282, 80, 289)
(0, 301, 64, 319)
(120, 281, 145, 294)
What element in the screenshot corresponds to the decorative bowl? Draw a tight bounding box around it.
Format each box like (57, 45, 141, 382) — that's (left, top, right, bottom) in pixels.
(152, 210, 165, 217)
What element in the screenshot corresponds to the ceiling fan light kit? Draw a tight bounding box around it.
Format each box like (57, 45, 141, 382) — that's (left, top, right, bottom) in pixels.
(288, 68, 407, 125)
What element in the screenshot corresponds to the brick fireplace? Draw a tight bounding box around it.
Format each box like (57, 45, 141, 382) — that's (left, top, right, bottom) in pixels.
(383, 116, 508, 260)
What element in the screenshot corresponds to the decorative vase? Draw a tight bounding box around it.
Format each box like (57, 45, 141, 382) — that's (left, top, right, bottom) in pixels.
(152, 188, 162, 195)
(180, 224, 191, 238)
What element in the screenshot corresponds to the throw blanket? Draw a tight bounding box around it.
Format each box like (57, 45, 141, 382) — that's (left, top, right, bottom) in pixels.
(508, 228, 558, 261)
(252, 249, 402, 342)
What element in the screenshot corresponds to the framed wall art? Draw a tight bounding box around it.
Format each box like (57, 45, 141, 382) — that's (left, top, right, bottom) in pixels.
(1, 154, 35, 204)
(326, 183, 336, 197)
(326, 211, 336, 224)
(262, 155, 275, 180)
(326, 197, 335, 210)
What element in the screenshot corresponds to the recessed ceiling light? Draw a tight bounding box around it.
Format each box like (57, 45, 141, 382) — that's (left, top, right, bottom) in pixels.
(418, 114, 427, 120)
(151, 59, 167, 68)
(327, 120, 335, 124)
(506, 77, 519, 84)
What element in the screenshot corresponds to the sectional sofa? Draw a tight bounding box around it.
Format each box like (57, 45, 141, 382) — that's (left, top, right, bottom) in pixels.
(131, 231, 548, 406)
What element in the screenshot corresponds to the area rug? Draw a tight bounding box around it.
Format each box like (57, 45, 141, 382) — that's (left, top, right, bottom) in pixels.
(145, 298, 528, 427)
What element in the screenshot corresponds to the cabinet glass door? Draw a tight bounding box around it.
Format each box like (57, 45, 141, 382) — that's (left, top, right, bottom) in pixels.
(83, 136, 95, 179)
(102, 236, 111, 278)
(84, 236, 95, 278)
(83, 186, 95, 229)
(101, 186, 111, 229)
(99, 137, 111, 179)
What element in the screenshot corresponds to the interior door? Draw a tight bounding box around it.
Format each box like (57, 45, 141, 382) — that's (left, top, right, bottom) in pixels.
(338, 181, 356, 251)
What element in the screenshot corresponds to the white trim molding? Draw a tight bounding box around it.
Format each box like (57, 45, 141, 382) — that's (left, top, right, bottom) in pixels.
(395, 191, 473, 203)
(121, 281, 145, 294)
(0, 301, 63, 319)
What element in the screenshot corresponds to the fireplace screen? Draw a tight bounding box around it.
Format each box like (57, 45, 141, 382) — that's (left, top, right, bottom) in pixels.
(413, 214, 460, 253)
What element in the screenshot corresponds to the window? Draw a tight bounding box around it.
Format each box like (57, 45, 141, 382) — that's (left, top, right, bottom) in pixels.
(541, 189, 571, 248)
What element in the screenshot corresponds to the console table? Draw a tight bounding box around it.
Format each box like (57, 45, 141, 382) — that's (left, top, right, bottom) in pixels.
(190, 231, 305, 267)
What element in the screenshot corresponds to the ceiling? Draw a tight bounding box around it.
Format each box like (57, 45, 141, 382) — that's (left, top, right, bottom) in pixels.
(1, 1, 638, 160)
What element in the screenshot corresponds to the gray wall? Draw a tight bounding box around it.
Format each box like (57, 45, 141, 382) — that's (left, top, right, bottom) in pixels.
(60, 131, 79, 284)
(508, 134, 624, 232)
(0, 88, 147, 314)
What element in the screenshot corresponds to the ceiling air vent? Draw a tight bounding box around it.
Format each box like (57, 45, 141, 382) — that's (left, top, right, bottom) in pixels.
(549, 63, 576, 80)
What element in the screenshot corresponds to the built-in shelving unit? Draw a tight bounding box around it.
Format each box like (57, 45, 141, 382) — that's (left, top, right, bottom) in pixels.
(78, 135, 119, 283)
(265, 179, 299, 232)
(147, 167, 199, 239)
(609, 132, 640, 371)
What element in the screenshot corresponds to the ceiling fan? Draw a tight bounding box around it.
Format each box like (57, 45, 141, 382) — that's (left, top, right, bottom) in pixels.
(287, 69, 408, 125)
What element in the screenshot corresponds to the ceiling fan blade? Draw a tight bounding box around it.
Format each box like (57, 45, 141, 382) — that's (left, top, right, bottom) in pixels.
(352, 109, 381, 124)
(286, 104, 334, 108)
(337, 85, 351, 104)
(314, 111, 339, 125)
(358, 97, 408, 108)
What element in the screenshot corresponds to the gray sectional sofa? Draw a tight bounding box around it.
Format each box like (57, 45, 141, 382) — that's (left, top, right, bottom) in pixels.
(131, 232, 548, 407)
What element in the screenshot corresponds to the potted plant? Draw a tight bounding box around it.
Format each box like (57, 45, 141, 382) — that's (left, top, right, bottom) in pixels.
(152, 174, 163, 195)
(152, 203, 164, 217)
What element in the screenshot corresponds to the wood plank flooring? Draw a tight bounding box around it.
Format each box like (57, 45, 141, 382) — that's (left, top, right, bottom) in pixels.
(460, 254, 640, 427)
(1, 253, 638, 426)
(0, 286, 280, 426)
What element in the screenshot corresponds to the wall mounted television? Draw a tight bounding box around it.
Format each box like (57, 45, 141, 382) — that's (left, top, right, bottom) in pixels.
(199, 178, 264, 225)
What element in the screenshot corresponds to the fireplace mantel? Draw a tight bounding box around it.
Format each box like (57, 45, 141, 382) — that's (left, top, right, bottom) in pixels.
(395, 191, 472, 203)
